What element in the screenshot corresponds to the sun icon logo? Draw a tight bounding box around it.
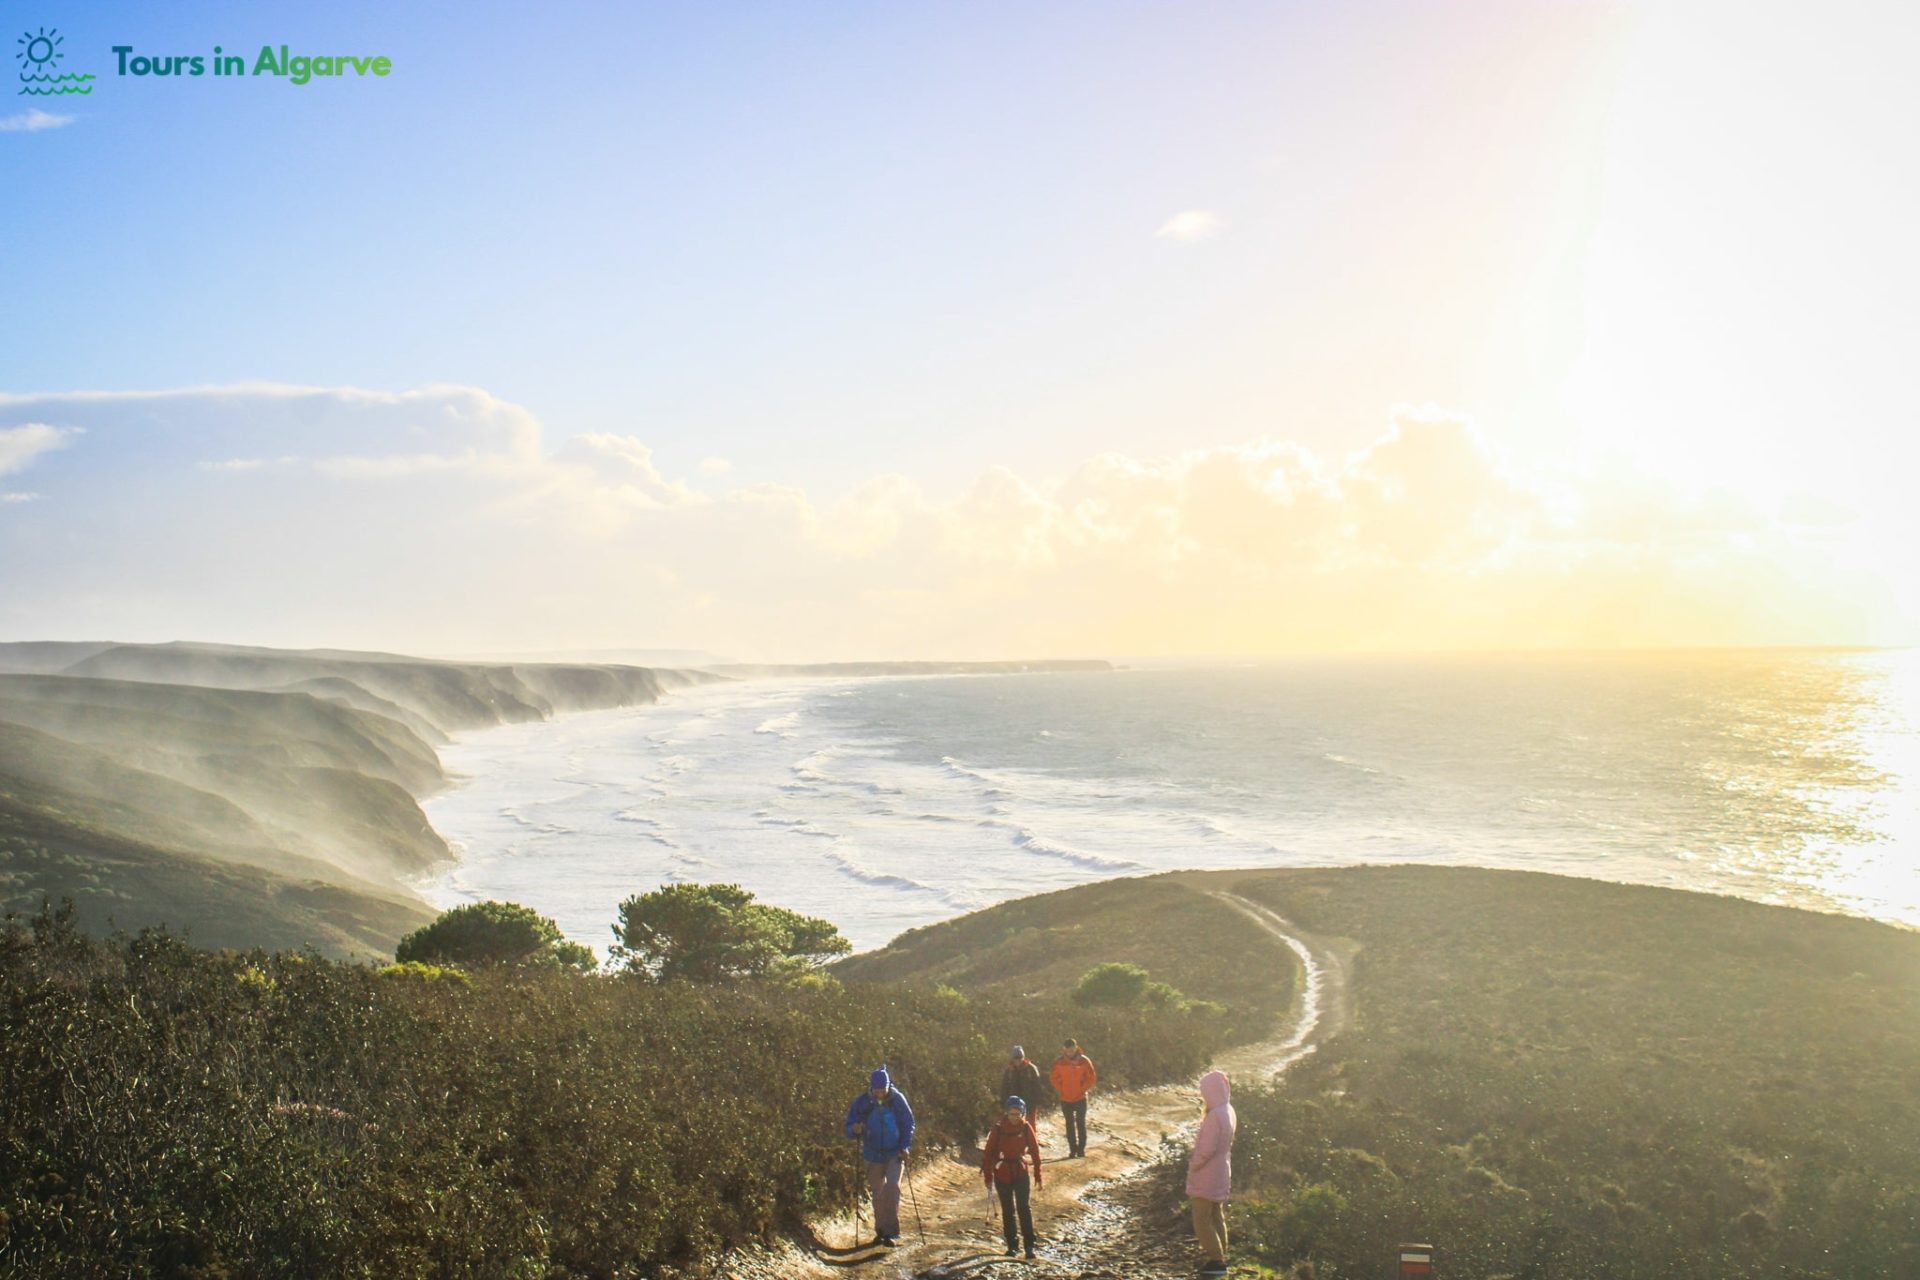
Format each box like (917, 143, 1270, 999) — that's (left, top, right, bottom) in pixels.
(18, 26, 63, 72)
(17, 26, 93, 95)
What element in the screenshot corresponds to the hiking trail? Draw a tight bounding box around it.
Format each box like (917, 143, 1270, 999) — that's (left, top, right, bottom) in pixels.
(723, 889, 1350, 1279)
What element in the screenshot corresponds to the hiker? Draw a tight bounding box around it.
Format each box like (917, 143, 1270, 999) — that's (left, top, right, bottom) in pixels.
(1187, 1069, 1237, 1277)
(843, 1065, 914, 1247)
(1001, 1045, 1042, 1122)
(982, 1094, 1043, 1259)
(1049, 1037, 1097, 1157)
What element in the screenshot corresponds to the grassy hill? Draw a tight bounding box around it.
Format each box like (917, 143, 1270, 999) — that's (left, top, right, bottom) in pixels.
(1176, 865, 1920, 1279)
(3, 866, 1912, 1277)
(0, 791, 430, 956)
(837, 873, 1297, 1046)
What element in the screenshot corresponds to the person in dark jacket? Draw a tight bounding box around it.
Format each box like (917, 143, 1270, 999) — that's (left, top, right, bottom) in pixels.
(981, 1095, 1043, 1259)
(1000, 1045, 1042, 1124)
(843, 1066, 914, 1246)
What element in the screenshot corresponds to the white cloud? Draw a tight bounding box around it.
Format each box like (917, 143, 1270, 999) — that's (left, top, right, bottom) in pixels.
(1155, 210, 1223, 242)
(0, 109, 73, 133)
(698, 456, 734, 478)
(0, 423, 79, 476)
(0, 384, 1897, 655)
(0, 492, 41, 504)
(199, 457, 300, 473)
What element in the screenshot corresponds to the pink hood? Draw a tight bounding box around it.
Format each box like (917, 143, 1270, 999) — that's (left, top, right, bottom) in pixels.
(1185, 1070, 1236, 1201)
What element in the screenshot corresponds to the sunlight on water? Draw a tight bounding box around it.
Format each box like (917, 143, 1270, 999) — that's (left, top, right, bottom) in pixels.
(1791, 650, 1920, 922)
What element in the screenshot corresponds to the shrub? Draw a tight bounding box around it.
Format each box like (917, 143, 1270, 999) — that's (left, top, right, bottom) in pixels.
(0, 892, 1234, 1277)
(1073, 961, 1151, 1006)
(376, 960, 471, 985)
(1073, 961, 1193, 1012)
(611, 882, 850, 981)
(394, 900, 596, 971)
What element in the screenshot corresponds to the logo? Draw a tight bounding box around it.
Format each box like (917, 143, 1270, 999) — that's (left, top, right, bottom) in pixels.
(16, 26, 94, 96)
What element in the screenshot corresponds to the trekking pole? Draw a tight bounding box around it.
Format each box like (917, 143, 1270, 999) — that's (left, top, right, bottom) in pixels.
(850, 1148, 867, 1250)
(905, 1153, 927, 1246)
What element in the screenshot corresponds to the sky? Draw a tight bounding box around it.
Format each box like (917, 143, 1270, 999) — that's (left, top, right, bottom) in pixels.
(2, 0, 1915, 660)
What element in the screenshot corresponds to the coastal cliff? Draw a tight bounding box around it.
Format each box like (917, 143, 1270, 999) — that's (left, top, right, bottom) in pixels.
(0, 642, 718, 956)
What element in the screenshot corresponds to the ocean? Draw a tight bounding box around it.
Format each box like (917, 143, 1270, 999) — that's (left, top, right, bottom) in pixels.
(421, 650, 1919, 953)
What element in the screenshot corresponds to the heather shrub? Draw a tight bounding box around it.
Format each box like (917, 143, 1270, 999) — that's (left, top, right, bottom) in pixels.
(0, 894, 1228, 1277)
(1220, 867, 1920, 1279)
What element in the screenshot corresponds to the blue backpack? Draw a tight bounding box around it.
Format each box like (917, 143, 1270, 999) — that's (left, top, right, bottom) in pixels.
(867, 1095, 902, 1153)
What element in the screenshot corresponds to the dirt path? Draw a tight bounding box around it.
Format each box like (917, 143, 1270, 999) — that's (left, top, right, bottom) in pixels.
(722, 892, 1349, 1280)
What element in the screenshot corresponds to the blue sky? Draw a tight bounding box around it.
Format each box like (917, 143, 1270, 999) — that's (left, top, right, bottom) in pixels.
(1, 1, 1914, 656)
(4, 1, 1624, 487)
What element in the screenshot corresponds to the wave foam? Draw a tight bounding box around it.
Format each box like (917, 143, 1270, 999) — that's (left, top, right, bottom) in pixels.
(1003, 823, 1143, 871)
(755, 711, 803, 737)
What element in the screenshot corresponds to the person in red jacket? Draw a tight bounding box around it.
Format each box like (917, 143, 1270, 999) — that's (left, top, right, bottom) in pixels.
(982, 1095, 1043, 1259)
(1049, 1038, 1097, 1157)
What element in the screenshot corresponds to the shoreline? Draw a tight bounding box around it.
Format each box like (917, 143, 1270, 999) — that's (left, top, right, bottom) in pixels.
(414, 662, 1920, 958)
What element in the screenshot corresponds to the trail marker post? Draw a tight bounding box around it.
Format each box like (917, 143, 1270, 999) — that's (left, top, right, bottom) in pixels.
(1399, 1242, 1434, 1276)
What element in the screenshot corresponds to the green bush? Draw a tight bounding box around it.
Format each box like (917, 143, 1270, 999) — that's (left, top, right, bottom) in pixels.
(394, 900, 595, 971)
(1073, 961, 1194, 1013)
(1074, 961, 1151, 1006)
(376, 959, 471, 985)
(611, 881, 851, 981)
(1238, 1183, 1349, 1263)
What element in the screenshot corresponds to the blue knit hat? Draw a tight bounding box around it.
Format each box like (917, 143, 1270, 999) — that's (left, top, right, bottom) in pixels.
(869, 1066, 890, 1090)
(1004, 1095, 1027, 1113)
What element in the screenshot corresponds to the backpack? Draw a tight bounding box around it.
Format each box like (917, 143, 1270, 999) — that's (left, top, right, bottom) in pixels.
(867, 1094, 902, 1153)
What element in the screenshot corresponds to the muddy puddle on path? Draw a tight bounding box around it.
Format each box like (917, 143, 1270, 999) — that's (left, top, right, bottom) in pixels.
(721, 893, 1347, 1280)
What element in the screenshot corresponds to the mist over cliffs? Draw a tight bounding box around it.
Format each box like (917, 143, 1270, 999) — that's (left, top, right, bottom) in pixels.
(0, 642, 715, 957)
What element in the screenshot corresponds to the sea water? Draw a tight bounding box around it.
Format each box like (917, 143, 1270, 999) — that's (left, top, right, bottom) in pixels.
(421, 650, 1919, 953)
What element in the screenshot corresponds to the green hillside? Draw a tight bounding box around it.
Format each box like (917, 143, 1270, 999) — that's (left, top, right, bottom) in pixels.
(0, 788, 430, 957)
(838, 873, 1296, 1044)
(1185, 865, 1920, 1279)
(4, 867, 1913, 1277)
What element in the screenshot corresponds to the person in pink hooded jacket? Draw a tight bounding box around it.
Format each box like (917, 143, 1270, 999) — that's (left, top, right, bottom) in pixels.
(1186, 1069, 1236, 1276)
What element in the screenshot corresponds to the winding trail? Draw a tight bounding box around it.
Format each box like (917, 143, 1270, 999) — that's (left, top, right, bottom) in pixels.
(725, 889, 1349, 1280)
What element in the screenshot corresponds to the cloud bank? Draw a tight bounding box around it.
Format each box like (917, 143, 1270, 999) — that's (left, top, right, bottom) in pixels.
(0, 384, 1897, 657)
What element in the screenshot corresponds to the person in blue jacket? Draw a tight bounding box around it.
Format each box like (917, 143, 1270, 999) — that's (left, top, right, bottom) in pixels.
(843, 1065, 914, 1246)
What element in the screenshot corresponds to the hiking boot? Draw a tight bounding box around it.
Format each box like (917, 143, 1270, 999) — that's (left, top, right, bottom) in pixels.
(1025, 1244, 1038, 1259)
(1005, 1242, 1019, 1256)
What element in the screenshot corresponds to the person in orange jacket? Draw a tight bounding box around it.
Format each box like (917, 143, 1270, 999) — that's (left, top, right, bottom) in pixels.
(1049, 1037, 1097, 1157)
(982, 1095, 1043, 1259)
